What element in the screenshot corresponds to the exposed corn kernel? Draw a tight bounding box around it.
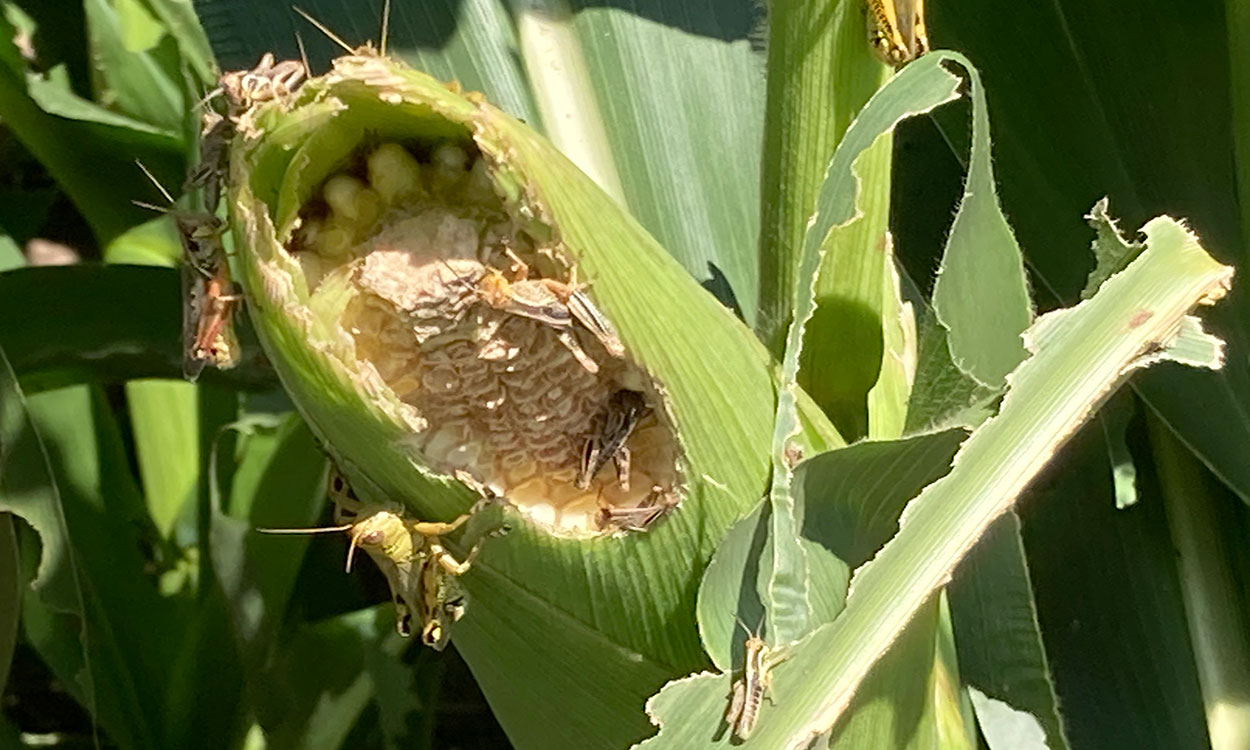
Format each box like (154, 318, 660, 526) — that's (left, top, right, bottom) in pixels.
(367, 143, 424, 204)
(323, 174, 368, 221)
(428, 142, 469, 193)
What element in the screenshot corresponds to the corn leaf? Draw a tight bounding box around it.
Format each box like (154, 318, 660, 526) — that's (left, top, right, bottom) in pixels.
(932, 0, 1250, 503)
(0, 513, 16, 693)
(640, 214, 1232, 747)
(949, 514, 1068, 750)
(757, 0, 888, 354)
(760, 52, 963, 646)
(1020, 424, 1212, 748)
(0, 3, 184, 241)
(8, 382, 185, 749)
(568, 0, 765, 322)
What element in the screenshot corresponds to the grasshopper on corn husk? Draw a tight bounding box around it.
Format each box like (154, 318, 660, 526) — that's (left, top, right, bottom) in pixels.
(261, 467, 506, 649)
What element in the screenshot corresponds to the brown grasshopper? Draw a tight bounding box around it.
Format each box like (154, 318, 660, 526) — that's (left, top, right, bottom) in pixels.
(724, 620, 783, 740)
(867, 0, 929, 67)
(595, 486, 678, 532)
(134, 161, 241, 381)
(261, 468, 506, 649)
(187, 53, 307, 208)
(473, 249, 625, 374)
(577, 389, 649, 491)
(178, 212, 241, 381)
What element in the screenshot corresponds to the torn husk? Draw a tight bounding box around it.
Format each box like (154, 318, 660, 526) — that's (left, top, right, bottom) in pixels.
(224, 52, 778, 535)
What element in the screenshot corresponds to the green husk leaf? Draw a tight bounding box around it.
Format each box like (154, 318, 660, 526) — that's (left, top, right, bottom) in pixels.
(569, 1, 766, 323)
(758, 52, 962, 648)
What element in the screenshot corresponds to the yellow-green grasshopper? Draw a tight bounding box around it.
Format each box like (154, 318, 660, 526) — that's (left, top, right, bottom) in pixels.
(261, 468, 506, 649)
(867, 0, 929, 66)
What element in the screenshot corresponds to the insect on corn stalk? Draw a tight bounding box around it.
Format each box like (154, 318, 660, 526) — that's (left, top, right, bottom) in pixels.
(133, 161, 242, 381)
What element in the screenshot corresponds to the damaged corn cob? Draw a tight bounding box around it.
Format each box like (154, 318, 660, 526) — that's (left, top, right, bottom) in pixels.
(220, 47, 838, 726)
(288, 135, 681, 531)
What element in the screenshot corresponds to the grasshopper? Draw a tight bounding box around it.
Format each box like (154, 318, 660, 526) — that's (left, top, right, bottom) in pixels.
(577, 389, 649, 491)
(261, 467, 506, 649)
(178, 212, 241, 381)
(867, 0, 929, 67)
(134, 161, 241, 381)
(473, 249, 625, 374)
(595, 486, 678, 532)
(724, 620, 783, 740)
(187, 53, 307, 209)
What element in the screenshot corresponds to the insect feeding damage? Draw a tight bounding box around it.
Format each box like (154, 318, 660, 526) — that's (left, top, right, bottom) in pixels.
(287, 130, 684, 535)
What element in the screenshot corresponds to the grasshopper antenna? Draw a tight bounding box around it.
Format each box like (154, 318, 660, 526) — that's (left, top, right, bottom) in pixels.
(256, 524, 353, 535)
(295, 30, 311, 77)
(135, 159, 175, 206)
(378, 0, 391, 56)
(292, 5, 354, 54)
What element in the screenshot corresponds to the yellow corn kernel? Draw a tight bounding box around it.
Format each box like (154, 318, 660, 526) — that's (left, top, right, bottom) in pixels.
(315, 217, 356, 259)
(428, 142, 468, 193)
(323, 174, 368, 221)
(367, 143, 424, 205)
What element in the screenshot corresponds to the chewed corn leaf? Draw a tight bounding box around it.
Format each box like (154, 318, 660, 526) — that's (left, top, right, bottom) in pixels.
(224, 50, 841, 746)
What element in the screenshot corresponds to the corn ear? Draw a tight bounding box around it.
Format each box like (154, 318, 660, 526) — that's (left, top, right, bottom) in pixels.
(224, 51, 840, 745)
